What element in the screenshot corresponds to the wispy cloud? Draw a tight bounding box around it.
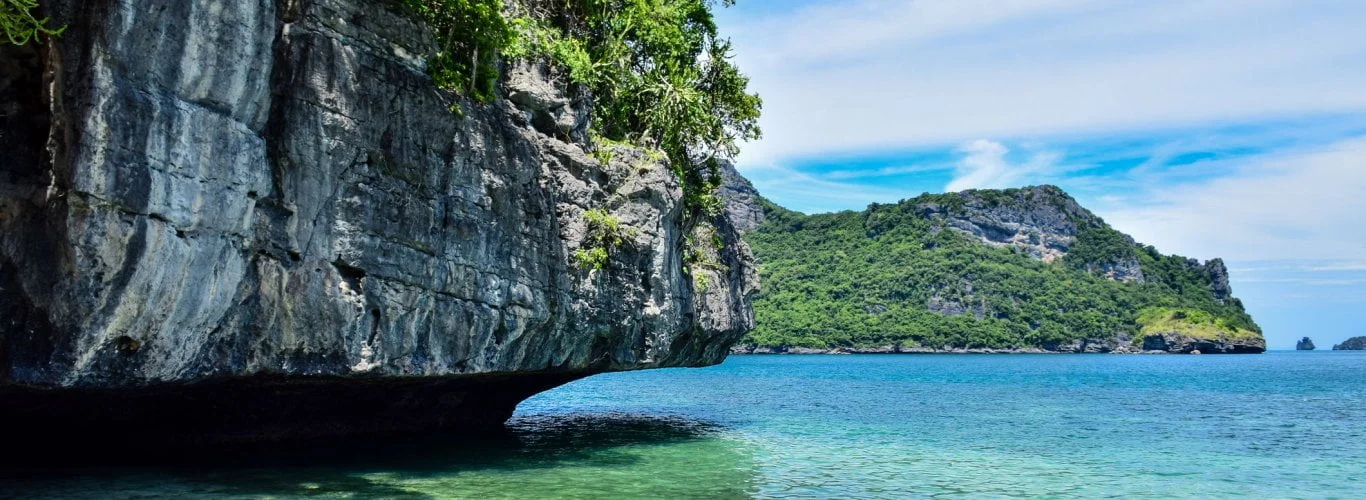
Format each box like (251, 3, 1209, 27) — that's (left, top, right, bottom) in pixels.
(741, 164, 913, 214)
(718, 0, 1366, 166)
(945, 140, 1062, 192)
(824, 163, 952, 180)
(1097, 137, 1366, 262)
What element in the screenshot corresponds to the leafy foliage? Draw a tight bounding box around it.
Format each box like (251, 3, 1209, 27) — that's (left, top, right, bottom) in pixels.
(524, 0, 760, 215)
(1063, 225, 1139, 273)
(402, 0, 516, 101)
(573, 209, 629, 270)
(1, 0, 63, 46)
(572, 246, 610, 270)
(743, 191, 1260, 349)
(684, 221, 728, 290)
(406, 0, 761, 214)
(1137, 307, 1262, 342)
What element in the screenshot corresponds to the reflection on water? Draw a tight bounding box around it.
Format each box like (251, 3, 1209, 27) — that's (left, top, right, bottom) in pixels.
(2, 414, 759, 499)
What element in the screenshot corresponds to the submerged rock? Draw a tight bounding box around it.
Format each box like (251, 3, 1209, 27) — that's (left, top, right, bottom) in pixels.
(0, 0, 755, 447)
(1297, 337, 1316, 350)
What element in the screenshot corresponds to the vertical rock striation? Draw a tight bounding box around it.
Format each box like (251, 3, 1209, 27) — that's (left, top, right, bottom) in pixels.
(715, 159, 766, 234)
(0, 0, 755, 445)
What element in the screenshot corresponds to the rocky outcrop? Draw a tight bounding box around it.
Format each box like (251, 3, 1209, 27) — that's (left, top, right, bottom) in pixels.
(1297, 337, 1316, 350)
(916, 186, 1147, 282)
(1139, 333, 1266, 354)
(918, 186, 1093, 260)
(1202, 258, 1233, 304)
(0, 0, 755, 445)
(715, 159, 766, 233)
(1332, 337, 1366, 350)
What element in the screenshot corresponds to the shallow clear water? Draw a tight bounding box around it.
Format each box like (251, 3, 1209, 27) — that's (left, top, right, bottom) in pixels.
(5, 351, 1366, 498)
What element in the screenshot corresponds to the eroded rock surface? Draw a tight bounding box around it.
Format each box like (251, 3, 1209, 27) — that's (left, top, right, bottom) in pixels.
(716, 159, 766, 233)
(917, 186, 1103, 263)
(0, 0, 754, 444)
(1139, 333, 1266, 354)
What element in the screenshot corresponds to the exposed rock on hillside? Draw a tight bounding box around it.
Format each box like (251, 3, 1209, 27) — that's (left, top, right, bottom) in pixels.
(0, 0, 755, 445)
(917, 186, 1110, 258)
(716, 159, 766, 233)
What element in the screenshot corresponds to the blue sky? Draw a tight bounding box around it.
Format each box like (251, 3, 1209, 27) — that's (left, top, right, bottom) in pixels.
(713, 0, 1366, 349)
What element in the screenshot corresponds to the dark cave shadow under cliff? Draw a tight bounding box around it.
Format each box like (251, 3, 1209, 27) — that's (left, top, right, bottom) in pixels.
(0, 413, 747, 498)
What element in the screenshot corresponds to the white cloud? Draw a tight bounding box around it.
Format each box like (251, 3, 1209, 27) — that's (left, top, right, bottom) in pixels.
(1097, 137, 1366, 261)
(945, 140, 1061, 192)
(719, 0, 1366, 166)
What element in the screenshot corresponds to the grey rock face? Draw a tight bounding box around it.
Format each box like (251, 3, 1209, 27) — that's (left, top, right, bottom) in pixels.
(1095, 258, 1146, 283)
(0, 0, 754, 441)
(715, 159, 766, 233)
(1333, 337, 1366, 350)
(1297, 337, 1316, 350)
(926, 294, 986, 320)
(918, 186, 1146, 282)
(919, 186, 1095, 263)
(1139, 333, 1265, 354)
(1201, 258, 1233, 304)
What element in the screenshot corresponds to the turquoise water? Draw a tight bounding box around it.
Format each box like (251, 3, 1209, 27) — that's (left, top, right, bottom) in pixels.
(5, 352, 1366, 498)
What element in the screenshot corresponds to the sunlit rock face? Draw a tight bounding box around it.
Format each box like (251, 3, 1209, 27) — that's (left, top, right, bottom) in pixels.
(716, 159, 766, 234)
(915, 186, 1121, 266)
(0, 0, 754, 444)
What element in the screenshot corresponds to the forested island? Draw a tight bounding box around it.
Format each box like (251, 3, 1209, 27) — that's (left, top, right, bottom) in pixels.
(1333, 337, 1366, 350)
(720, 167, 1264, 354)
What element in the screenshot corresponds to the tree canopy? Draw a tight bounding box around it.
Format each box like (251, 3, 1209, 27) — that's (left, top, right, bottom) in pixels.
(743, 191, 1259, 349)
(406, 0, 762, 215)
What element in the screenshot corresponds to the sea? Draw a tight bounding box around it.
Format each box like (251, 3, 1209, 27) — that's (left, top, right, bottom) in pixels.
(4, 351, 1364, 498)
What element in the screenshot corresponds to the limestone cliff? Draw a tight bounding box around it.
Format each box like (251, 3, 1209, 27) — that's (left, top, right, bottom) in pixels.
(716, 159, 766, 234)
(0, 0, 755, 445)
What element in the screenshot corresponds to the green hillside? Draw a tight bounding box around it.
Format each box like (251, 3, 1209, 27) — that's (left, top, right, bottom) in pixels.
(739, 186, 1260, 351)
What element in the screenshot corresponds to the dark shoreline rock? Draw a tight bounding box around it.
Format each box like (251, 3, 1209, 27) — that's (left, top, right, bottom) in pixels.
(1333, 337, 1366, 350)
(1297, 337, 1316, 350)
(730, 334, 1267, 355)
(1137, 332, 1265, 354)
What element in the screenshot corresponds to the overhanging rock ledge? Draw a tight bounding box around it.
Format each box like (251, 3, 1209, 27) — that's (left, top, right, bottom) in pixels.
(0, 0, 756, 447)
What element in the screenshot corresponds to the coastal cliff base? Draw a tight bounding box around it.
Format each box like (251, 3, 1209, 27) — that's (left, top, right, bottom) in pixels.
(0, 372, 585, 461)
